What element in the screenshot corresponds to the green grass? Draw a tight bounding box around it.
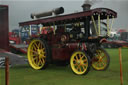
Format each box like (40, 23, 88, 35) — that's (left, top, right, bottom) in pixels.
(0, 48, 128, 85)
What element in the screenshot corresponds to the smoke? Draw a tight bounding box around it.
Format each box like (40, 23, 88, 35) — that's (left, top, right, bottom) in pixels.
(83, 0, 102, 5)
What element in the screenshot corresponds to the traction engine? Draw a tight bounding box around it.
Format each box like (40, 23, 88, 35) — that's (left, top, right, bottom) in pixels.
(19, 4, 117, 75)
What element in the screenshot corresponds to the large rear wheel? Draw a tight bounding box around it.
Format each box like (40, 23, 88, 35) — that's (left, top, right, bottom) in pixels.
(27, 39, 48, 70)
(70, 51, 90, 75)
(91, 48, 110, 71)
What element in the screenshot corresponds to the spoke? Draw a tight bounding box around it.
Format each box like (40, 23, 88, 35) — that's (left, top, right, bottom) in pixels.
(40, 57, 43, 60)
(77, 65, 82, 72)
(40, 57, 45, 63)
(101, 56, 105, 59)
(81, 55, 84, 59)
(42, 48, 45, 52)
(96, 51, 100, 55)
(95, 62, 99, 67)
(77, 66, 80, 71)
(97, 51, 102, 55)
(33, 57, 38, 65)
(76, 65, 79, 71)
(79, 66, 82, 72)
(73, 63, 78, 66)
(83, 63, 88, 66)
(32, 44, 37, 50)
(73, 59, 76, 62)
(32, 53, 38, 57)
(83, 59, 87, 63)
(38, 42, 41, 48)
(40, 60, 43, 65)
(101, 62, 106, 66)
(42, 52, 46, 54)
(95, 55, 99, 58)
(30, 49, 38, 54)
(34, 42, 39, 49)
(79, 54, 81, 59)
(33, 56, 38, 60)
(38, 60, 41, 66)
(79, 55, 83, 60)
(100, 62, 104, 67)
(100, 53, 104, 57)
(40, 58, 44, 63)
(39, 58, 43, 64)
(38, 42, 43, 49)
(75, 56, 79, 60)
(35, 58, 39, 65)
(99, 63, 102, 67)
(40, 43, 43, 49)
(42, 55, 46, 58)
(76, 67, 79, 71)
(39, 58, 44, 66)
(42, 58, 45, 63)
(82, 65, 85, 70)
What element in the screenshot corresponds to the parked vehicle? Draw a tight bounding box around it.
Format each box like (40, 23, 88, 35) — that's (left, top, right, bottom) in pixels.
(9, 25, 40, 54)
(19, 6, 117, 75)
(102, 31, 128, 48)
(120, 32, 128, 42)
(9, 29, 20, 44)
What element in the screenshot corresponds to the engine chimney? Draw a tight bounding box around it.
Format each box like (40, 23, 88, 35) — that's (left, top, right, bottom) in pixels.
(82, 0, 91, 11)
(82, 0, 91, 40)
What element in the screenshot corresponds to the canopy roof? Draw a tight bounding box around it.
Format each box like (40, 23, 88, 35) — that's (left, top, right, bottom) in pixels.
(19, 8, 117, 26)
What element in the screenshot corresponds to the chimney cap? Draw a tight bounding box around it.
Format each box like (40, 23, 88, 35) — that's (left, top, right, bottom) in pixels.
(81, 3, 91, 11)
(82, 3, 91, 8)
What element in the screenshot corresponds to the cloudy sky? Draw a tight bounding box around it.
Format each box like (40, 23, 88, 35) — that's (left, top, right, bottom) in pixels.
(1, 0, 128, 31)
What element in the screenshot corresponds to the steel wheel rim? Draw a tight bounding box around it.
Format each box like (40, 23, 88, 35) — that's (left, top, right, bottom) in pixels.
(92, 49, 108, 70)
(70, 51, 88, 75)
(27, 39, 46, 70)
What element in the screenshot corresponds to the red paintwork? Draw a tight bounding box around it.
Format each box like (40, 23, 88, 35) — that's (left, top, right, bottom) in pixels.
(9, 32, 20, 44)
(51, 43, 79, 60)
(0, 5, 9, 51)
(52, 47, 73, 60)
(100, 38, 107, 43)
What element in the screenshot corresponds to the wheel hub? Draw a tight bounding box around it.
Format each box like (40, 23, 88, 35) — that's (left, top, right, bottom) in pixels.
(37, 49, 45, 58)
(77, 60, 84, 65)
(77, 60, 80, 64)
(37, 49, 41, 54)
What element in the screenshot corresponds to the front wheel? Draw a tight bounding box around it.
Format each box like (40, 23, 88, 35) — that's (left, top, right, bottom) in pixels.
(70, 51, 90, 75)
(91, 48, 110, 71)
(27, 39, 49, 70)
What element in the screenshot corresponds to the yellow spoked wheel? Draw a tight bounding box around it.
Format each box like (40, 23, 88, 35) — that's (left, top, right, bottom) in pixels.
(27, 39, 48, 70)
(92, 48, 110, 71)
(70, 51, 90, 75)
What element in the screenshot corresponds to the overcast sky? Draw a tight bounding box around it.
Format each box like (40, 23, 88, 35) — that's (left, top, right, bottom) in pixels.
(1, 0, 128, 31)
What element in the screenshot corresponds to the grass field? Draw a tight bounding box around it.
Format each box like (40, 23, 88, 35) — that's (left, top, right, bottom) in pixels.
(0, 48, 128, 85)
